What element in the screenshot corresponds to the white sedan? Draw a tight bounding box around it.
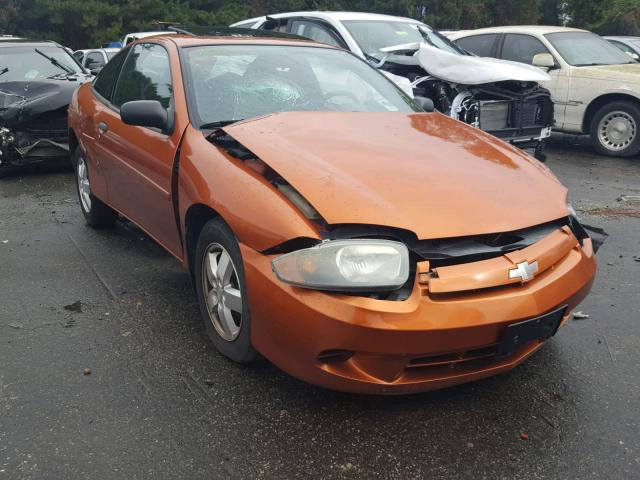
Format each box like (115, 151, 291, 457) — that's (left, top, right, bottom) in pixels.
(449, 26, 640, 157)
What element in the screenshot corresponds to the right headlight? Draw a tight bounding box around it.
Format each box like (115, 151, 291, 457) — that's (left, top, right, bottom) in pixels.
(271, 239, 410, 292)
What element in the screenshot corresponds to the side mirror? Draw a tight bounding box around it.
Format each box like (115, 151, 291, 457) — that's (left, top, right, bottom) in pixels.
(90, 67, 103, 75)
(627, 52, 640, 61)
(532, 53, 555, 70)
(120, 100, 169, 132)
(414, 96, 435, 113)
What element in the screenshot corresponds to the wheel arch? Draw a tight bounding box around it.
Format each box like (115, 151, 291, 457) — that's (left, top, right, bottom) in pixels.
(184, 203, 224, 277)
(68, 128, 79, 158)
(582, 93, 640, 133)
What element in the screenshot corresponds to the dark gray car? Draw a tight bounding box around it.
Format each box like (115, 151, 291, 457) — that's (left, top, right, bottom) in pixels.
(0, 39, 92, 174)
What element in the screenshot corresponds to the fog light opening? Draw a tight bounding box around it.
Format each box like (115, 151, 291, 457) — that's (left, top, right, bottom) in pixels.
(317, 349, 355, 364)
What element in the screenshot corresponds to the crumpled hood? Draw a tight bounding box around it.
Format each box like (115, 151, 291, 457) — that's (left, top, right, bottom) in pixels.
(223, 111, 568, 239)
(379, 42, 551, 84)
(572, 63, 640, 85)
(0, 77, 91, 127)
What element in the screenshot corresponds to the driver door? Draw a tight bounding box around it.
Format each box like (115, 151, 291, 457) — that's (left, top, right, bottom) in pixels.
(93, 42, 182, 257)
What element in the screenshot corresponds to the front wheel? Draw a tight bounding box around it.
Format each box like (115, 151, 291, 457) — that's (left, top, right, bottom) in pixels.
(194, 218, 259, 363)
(74, 148, 118, 227)
(590, 101, 640, 157)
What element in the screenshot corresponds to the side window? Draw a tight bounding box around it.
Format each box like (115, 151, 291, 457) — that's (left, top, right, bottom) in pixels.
(112, 43, 172, 109)
(456, 34, 499, 57)
(73, 51, 84, 63)
(259, 18, 289, 32)
(502, 34, 551, 65)
(609, 40, 639, 60)
(93, 47, 129, 101)
(86, 51, 106, 69)
(289, 20, 345, 48)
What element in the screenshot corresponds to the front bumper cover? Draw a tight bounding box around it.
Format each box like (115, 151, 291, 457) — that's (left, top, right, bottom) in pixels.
(241, 229, 597, 394)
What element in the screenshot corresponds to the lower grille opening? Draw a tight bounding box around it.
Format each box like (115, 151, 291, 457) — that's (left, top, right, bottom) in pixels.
(318, 349, 354, 364)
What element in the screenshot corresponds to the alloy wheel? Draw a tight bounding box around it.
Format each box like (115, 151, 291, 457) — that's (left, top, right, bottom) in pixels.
(77, 153, 92, 212)
(202, 243, 243, 341)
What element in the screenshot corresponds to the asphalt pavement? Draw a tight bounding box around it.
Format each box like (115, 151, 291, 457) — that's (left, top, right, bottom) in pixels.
(1, 137, 639, 479)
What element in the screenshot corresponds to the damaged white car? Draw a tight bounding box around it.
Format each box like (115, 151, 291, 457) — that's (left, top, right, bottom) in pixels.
(232, 12, 554, 160)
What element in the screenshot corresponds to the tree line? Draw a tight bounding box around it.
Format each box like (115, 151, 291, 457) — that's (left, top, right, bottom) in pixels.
(1, 0, 638, 49)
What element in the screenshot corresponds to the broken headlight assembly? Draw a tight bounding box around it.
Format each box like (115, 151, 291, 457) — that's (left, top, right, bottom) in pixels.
(271, 239, 410, 292)
(566, 203, 608, 253)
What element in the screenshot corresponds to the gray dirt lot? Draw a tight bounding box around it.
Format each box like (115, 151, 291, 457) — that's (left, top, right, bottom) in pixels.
(1, 136, 639, 480)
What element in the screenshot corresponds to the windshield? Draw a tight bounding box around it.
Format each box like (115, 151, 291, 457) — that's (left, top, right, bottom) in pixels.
(182, 45, 418, 128)
(341, 20, 466, 61)
(545, 32, 637, 66)
(0, 45, 84, 82)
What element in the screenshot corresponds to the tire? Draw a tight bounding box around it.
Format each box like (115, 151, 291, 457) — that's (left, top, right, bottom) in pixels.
(73, 147, 118, 228)
(194, 217, 259, 363)
(589, 100, 640, 157)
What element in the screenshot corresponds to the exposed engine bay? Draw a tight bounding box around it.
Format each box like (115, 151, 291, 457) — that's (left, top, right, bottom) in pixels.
(376, 43, 554, 160)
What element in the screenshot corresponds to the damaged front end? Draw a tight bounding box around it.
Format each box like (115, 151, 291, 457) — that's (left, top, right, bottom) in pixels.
(376, 43, 554, 161)
(207, 117, 606, 302)
(0, 81, 84, 170)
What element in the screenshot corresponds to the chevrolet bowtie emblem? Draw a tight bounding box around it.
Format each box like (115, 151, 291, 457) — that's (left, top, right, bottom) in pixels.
(509, 260, 539, 282)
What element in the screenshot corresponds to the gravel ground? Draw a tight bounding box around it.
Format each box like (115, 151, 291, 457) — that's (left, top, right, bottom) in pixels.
(1, 137, 639, 479)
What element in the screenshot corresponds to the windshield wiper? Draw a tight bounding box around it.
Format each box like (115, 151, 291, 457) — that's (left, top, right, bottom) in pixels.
(34, 48, 73, 74)
(0, 67, 8, 77)
(200, 119, 243, 129)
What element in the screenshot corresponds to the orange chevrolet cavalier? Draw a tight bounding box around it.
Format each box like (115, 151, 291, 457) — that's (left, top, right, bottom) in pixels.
(68, 32, 603, 394)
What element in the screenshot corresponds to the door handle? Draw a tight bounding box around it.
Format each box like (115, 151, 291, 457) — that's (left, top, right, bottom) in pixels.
(97, 121, 108, 133)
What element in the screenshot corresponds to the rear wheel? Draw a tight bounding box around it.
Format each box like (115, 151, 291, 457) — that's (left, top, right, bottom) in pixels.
(590, 101, 640, 157)
(74, 148, 118, 227)
(194, 218, 259, 363)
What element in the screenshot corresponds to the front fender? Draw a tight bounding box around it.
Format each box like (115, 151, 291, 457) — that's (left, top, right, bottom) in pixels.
(177, 125, 321, 252)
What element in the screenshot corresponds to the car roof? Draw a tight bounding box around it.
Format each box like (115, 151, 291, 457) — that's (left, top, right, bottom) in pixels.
(160, 33, 330, 49)
(125, 31, 178, 38)
(450, 25, 587, 37)
(605, 36, 640, 41)
(75, 47, 120, 53)
(233, 11, 419, 25)
(0, 39, 62, 47)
